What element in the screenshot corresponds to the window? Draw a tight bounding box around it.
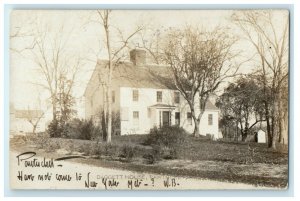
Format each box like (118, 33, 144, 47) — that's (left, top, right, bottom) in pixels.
(208, 114, 213, 125)
(133, 111, 139, 127)
(133, 90, 139, 102)
(174, 92, 180, 104)
(175, 112, 180, 125)
(147, 108, 151, 118)
(133, 111, 139, 119)
(112, 91, 115, 103)
(157, 91, 162, 102)
(187, 112, 192, 125)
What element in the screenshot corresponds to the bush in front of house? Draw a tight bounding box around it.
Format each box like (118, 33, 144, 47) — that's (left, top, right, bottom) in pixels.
(67, 119, 102, 140)
(144, 125, 188, 160)
(47, 118, 102, 140)
(78, 119, 95, 140)
(118, 144, 141, 162)
(145, 125, 188, 147)
(47, 119, 63, 138)
(61, 121, 80, 139)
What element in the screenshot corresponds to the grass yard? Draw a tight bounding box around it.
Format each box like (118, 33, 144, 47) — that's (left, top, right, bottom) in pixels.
(10, 133, 288, 188)
(112, 134, 287, 164)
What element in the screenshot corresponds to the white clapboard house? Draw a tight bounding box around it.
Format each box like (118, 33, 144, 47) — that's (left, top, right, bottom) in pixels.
(84, 49, 221, 139)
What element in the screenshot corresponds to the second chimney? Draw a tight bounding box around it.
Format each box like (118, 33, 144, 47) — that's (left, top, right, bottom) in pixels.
(130, 49, 146, 66)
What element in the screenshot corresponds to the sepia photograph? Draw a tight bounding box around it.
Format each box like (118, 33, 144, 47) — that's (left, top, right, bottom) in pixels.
(9, 9, 289, 190)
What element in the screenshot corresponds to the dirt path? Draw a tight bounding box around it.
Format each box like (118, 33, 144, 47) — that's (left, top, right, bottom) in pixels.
(10, 150, 275, 190)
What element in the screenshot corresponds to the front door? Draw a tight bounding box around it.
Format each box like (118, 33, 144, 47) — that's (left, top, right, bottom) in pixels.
(162, 111, 170, 126)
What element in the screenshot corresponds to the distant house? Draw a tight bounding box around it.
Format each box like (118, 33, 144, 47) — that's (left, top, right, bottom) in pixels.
(84, 49, 220, 139)
(10, 104, 46, 135)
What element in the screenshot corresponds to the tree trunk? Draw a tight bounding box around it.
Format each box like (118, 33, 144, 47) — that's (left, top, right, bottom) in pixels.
(242, 129, 248, 142)
(278, 90, 287, 144)
(101, 109, 107, 141)
(107, 87, 112, 143)
(264, 101, 273, 148)
(235, 121, 239, 141)
(191, 109, 202, 137)
(52, 98, 57, 121)
(267, 118, 272, 148)
(272, 132, 277, 149)
(193, 119, 200, 137)
(272, 99, 280, 149)
(272, 115, 278, 149)
(106, 65, 112, 143)
(278, 116, 282, 143)
(239, 119, 244, 141)
(103, 12, 113, 143)
(32, 125, 37, 134)
(280, 112, 288, 145)
(242, 120, 249, 142)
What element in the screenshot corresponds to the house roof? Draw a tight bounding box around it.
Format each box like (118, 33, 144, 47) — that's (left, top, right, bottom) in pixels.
(85, 59, 220, 111)
(205, 100, 220, 111)
(91, 60, 176, 91)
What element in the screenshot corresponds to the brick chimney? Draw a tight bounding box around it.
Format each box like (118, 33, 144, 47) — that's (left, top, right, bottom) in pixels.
(130, 49, 146, 66)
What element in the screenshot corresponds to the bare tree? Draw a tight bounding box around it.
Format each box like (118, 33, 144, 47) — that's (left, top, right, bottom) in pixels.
(24, 94, 45, 134)
(24, 107, 45, 134)
(136, 27, 165, 64)
(232, 10, 289, 149)
(163, 26, 239, 136)
(10, 14, 35, 53)
(10, 27, 32, 53)
(94, 10, 144, 143)
(57, 74, 78, 124)
(24, 20, 81, 124)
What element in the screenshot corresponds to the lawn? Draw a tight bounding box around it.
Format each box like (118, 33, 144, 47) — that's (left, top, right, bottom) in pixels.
(10, 133, 288, 188)
(112, 134, 287, 165)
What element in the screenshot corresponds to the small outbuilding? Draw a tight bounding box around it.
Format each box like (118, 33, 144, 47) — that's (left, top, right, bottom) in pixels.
(257, 129, 266, 143)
